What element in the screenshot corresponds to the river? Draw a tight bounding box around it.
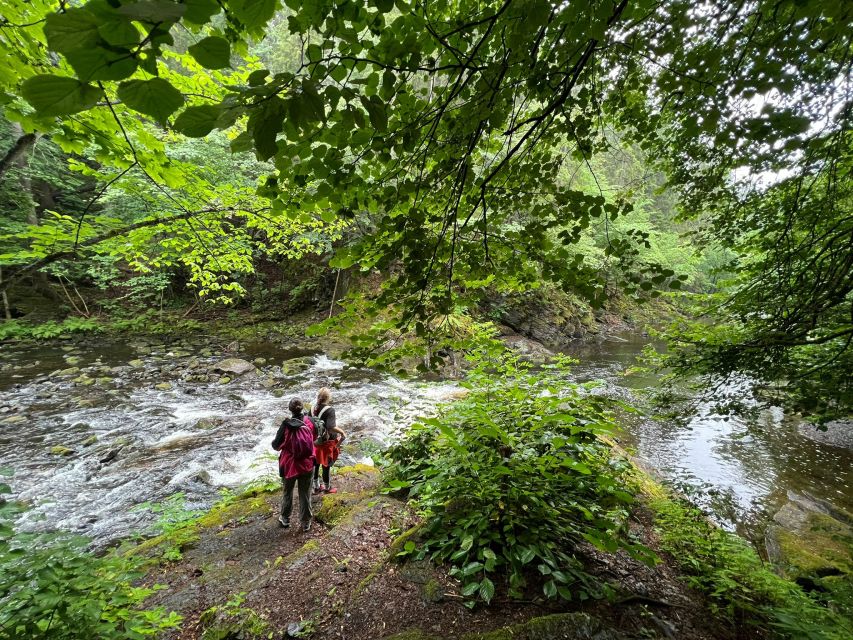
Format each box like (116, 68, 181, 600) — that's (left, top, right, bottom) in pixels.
(0, 332, 850, 546)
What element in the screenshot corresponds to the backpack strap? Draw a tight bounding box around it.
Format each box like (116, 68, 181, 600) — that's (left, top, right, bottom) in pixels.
(316, 405, 330, 420)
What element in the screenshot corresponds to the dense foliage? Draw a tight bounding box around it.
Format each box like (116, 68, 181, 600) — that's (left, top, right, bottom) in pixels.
(651, 496, 851, 639)
(0, 470, 182, 639)
(0, 0, 848, 418)
(386, 329, 655, 603)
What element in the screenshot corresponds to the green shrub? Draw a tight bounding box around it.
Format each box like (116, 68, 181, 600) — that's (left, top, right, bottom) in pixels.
(0, 317, 101, 341)
(0, 470, 182, 639)
(650, 497, 851, 639)
(386, 334, 655, 604)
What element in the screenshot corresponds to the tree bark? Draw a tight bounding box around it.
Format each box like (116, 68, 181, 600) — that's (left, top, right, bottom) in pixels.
(0, 266, 11, 320)
(0, 130, 37, 181)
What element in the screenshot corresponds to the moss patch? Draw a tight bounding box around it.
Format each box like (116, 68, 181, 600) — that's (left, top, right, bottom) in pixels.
(337, 463, 379, 476)
(383, 632, 440, 640)
(461, 613, 616, 640)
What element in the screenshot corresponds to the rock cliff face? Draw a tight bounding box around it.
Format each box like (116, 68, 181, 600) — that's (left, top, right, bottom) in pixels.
(488, 288, 600, 349)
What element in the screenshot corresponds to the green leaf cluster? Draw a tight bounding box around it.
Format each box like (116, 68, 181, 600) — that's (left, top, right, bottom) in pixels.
(0, 471, 182, 639)
(385, 331, 656, 604)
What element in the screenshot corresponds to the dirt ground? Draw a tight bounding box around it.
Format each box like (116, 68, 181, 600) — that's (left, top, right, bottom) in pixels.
(139, 465, 736, 640)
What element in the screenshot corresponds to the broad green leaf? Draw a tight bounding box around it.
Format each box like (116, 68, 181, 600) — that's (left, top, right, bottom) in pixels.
(21, 76, 103, 117)
(230, 0, 278, 30)
(184, 0, 222, 24)
(543, 579, 558, 598)
(247, 69, 270, 86)
(118, 78, 185, 124)
(188, 36, 231, 70)
(375, 0, 395, 13)
(65, 48, 138, 82)
(360, 95, 387, 132)
(98, 20, 142, 48)
(117, 1, 187, 22)
(44, 8, 101, 53)
(479, 577, 495, 603)
(172, 104, 223, 137)
(517, 547, 536, 564)
(461, 582, 480, 596)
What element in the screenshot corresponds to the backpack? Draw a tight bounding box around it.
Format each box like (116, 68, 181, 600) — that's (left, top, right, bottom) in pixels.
(312, 405, 331, 446)
(281, 416, 315, 462)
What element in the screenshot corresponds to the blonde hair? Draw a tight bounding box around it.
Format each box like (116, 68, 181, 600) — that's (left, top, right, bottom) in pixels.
(316, 387, 332, 406)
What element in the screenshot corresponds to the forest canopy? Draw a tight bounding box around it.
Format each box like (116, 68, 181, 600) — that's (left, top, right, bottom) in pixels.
(0, 0, 851, 420)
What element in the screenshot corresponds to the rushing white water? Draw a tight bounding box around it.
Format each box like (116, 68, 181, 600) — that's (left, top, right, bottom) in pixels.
(0, 339, 460, 544)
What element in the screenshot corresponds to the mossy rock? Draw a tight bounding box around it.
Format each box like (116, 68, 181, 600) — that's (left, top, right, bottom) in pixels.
(385, 614, 625, 640)
(50, 445, 74, 456)
(154, 382, 172, 391)
(383, 632, 440, 640)
(337, 463, 379, 476)
(280, 356, 314, 375)
(421, 578, 444, 603)
(82, 435, 98, 447)
(128, 359, 145, 368)
(315, 491, 364, 526)
(461, 613, 622, 640)
(388, 525, 423, 558)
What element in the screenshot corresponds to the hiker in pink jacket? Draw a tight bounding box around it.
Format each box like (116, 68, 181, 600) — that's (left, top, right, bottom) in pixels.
(271, 397, 316, 532)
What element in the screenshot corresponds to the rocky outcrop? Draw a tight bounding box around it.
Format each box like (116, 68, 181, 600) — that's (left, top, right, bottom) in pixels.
(765, 491, 852, 610)
(490, 287, 598, 349)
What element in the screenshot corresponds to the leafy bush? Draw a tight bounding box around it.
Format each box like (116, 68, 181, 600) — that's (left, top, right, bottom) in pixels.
(0, 317, 101, 341)
(0, 470, 182, 639)
(651, 497, 851, 639)
(133, 493, 207, 562)
(387, 335, 655, 604)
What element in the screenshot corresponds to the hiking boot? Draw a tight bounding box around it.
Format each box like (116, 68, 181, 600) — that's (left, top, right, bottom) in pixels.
(278, 516, 289, 528)
(302, 521, 312, 533)
(325, 486, 338, 494)
(314, 483, 325, 494)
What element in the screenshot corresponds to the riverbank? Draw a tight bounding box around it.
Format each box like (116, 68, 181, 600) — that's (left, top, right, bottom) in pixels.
(122, 462, 849, 640)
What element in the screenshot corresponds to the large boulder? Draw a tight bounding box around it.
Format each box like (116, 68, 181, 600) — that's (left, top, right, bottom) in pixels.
(210, 358, 256, 377)
(501, 334, 555, 362)
(765, 491, 852, 615)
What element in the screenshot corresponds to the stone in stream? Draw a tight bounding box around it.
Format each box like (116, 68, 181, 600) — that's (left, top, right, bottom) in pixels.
(210, 357, 256, 377)
(82, 435, 98, 447)
(58, 367, 80, 376)
(253, 357, 267, 366)
(154, 382, 173, 391)
(128, 359, 145, 368)
(98, 447, 122, 464)
(218, 376, 231, 385)
(1, 415, 27, 425)
(280, 356, 314, 376)
(50, 445, 74, 456)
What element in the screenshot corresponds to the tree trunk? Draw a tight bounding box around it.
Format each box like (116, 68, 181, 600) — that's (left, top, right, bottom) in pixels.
(0, 128, 37, 181)
(0, 266, 11, 320)
(9, 123, 60, 302)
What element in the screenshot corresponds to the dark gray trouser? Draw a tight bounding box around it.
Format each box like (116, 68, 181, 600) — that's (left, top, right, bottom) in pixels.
(281, 471, 313, 524)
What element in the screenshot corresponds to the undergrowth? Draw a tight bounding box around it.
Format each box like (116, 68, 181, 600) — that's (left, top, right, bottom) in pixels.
(0, 468, 182, 639)
(386, 328, 656, 605)
(0, 317, 101, 341)
(651, 497, 851, 639)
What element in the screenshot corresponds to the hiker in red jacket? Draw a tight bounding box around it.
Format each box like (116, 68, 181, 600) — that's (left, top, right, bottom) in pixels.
(271, 397, 316, 532)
